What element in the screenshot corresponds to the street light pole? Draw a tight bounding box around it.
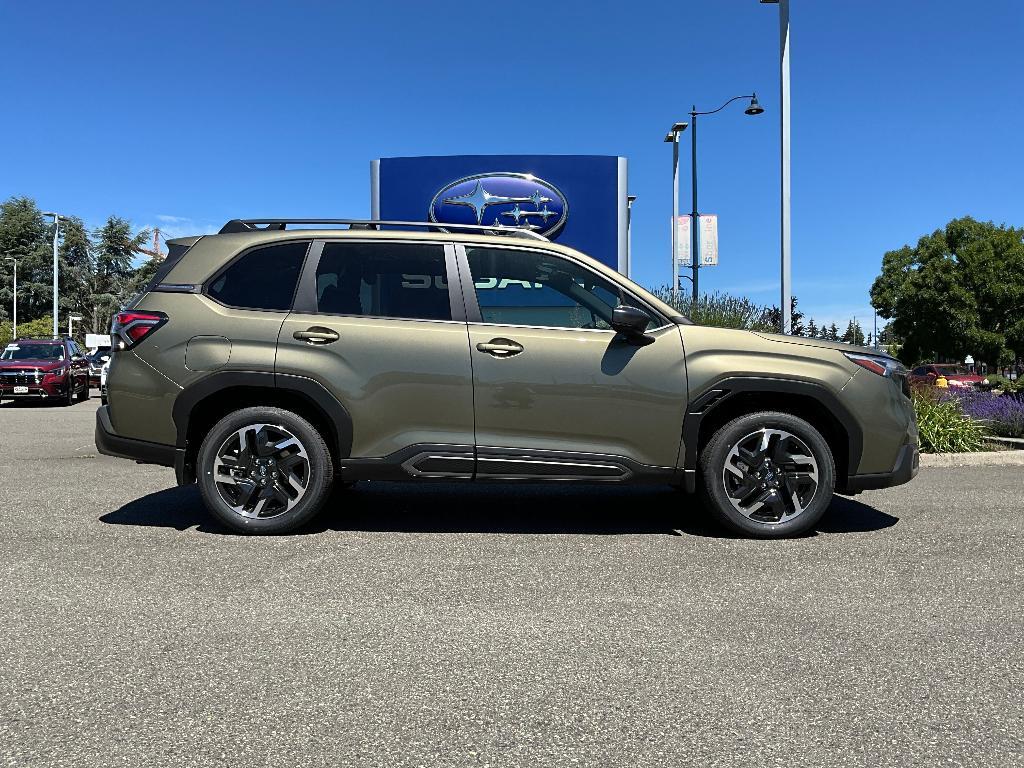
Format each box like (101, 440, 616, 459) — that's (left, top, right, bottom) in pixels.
(780, 0, 792, 335)
(690, 109, 699, 306)
(760, 0, 792, 334)
(664, 123, 687, 305)
(686, 95, 765, 308)
(42, 211, 64, 339)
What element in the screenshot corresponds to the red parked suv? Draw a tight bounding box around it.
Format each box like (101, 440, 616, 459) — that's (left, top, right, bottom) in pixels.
(908, 364, 987, 389)
(0, 338, 91, 404)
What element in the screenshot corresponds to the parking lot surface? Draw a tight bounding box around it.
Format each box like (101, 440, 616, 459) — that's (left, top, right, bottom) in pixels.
(1, 397, 1022, 767)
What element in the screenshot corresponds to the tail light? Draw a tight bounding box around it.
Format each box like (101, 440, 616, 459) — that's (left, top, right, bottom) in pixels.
(112, 311, 167, 349)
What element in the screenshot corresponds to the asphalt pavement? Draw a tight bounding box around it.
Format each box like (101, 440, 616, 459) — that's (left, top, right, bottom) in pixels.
(1, 396, 1022, 767)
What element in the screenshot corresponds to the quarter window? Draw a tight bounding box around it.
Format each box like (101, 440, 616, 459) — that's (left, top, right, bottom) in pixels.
(315, 242, 451, 321)
(207, 241, 309, 311)
(465, 247, 652, 330)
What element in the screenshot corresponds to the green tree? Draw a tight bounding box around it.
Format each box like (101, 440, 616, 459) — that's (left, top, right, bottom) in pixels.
(806, 318, 818, 339)
(766, 296, 804, 336)
(0, 197, 50, 323)
(841, 319, 866, 346)
(89, 216, 150, 335)
(826, 323, 840, 341)
(870, 217, 1024, 365)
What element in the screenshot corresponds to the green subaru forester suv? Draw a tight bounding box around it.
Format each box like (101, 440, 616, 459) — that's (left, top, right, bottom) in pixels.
(96, 219, 918, 537)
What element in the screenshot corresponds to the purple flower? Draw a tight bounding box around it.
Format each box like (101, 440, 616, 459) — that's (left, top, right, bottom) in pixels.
(948, 390, 1024, 437)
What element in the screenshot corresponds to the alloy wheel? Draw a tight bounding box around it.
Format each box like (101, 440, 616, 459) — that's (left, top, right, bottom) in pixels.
(722, 428, 820, 524)
(212, 423, 310, 519)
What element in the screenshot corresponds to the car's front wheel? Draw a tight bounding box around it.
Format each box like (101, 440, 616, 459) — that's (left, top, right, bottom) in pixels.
(197, 407, 334, 534)
(699, 411, 835, 538)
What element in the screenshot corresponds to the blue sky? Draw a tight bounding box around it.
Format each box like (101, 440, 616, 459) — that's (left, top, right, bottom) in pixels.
(2, 1, 1021, 329)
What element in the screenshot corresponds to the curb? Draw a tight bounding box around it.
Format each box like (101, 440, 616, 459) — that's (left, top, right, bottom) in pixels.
(920, 451, 1024, 468)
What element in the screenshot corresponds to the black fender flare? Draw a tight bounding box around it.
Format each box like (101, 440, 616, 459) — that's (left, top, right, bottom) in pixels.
(171, 371, 354, 479)
(681, 376, 863, 488)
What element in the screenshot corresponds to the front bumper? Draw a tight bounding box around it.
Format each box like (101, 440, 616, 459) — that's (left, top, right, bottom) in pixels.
(95, 405, 178, 468)
(839, 442, 920, 493)
(0, 381, 68, 398)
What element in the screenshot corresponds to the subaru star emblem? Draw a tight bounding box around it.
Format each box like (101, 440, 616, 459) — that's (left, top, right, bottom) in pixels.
(429, 172, 568, 238)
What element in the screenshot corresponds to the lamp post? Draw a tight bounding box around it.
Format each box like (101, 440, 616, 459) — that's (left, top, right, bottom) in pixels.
(3, 257, 16, 339)
(760, 0, 792, 334)
(626, 194, 637, 277)
(41, 211, 65, 339)
(686, 95, 764, 305)
(664, 122, 688, 305)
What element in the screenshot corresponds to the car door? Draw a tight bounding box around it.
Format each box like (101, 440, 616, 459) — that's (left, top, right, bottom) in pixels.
(69, 341, 88, 392)
(457, 243, 687, 478)
(276, 238, 475, 473)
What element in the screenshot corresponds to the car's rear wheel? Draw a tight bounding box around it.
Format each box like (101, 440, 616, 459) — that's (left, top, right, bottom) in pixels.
(197, 407, 334, 534)
(699, 411, 835, 538)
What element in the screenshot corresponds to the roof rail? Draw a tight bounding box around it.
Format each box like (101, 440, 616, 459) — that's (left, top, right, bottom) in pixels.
(218, 218, 549, 241)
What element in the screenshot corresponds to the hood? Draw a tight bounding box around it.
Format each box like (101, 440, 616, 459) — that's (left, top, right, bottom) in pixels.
(0, 359, 66, 372)
(751, 332, 893, 359)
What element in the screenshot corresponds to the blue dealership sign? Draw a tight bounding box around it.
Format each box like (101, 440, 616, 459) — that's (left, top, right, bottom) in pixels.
(371, 155, 630, 274)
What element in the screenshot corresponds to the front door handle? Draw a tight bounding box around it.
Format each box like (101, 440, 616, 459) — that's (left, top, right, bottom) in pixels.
(293, 327, 340, 345)
(476, 338, 524, 357)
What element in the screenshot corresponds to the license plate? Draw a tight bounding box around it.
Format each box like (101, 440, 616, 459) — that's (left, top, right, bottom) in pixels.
(13, 386, 29, 394)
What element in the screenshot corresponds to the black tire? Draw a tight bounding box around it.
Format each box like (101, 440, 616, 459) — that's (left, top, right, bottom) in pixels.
(100, 394, 107, 406)
(63, 382, 75, 407)
(78, 383, 90, 402)
(196, 406, 334, 534)
(699, 411, 835, 538)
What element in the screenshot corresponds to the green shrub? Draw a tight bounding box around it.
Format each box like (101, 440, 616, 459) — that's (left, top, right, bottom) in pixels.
(0, 316, 56, 347)
(913, 386, 985, 453)
(985, 374, 1022, 394)
(649, 287, 775, 331)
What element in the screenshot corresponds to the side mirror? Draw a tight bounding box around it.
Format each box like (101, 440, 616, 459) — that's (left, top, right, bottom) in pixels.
(610, 305, 649, 338)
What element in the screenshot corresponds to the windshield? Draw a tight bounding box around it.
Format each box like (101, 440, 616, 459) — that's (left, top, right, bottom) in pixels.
(935, 366, 965, 376)
(2, 343, 65, 361)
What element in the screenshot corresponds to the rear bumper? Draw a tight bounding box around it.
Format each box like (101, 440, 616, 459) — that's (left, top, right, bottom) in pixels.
(95, 404, 177, 468)
(840, 443, 920, 493)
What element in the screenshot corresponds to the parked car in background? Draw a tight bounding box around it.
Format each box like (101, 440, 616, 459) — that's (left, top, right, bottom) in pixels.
(87, 348, 112, 388)
(909, 364, 988, 388)
(100, 358, 110, 405)
(0, 338, 91, 405)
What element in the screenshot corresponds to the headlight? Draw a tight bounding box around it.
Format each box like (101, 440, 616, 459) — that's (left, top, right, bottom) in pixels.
(844, 352, 906, 378)
(41, 368, 68, 383)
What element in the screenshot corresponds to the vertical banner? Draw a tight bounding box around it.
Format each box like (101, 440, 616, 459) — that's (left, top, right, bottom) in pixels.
(675, 215, 692, 267)
(700, 214, 719, 266)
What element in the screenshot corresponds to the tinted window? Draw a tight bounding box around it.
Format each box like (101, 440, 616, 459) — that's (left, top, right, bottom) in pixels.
(911, 367, 927, 376)
(315, 242, 451, 321)
(207, 241, 309, 311)
(465, 247, 652, 330)
(2, 343, 65, 361)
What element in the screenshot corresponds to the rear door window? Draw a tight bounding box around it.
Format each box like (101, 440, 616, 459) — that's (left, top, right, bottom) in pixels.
(207, 241, 310, 311)
(314, 242, 451, 321)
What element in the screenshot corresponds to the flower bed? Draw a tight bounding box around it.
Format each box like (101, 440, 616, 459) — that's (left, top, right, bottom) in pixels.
(951, 390, 1024, 438)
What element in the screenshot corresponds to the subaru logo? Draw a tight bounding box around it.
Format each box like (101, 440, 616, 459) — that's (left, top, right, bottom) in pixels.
(429, 172, 568, 238)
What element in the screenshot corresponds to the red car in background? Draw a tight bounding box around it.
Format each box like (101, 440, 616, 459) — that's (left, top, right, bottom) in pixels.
(0, 338, 91, 405)
(908, 364, 988, 389)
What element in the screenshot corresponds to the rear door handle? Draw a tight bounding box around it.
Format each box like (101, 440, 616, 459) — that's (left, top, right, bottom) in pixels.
(476, 338, 524, 357)
(293, 327, 340, 344)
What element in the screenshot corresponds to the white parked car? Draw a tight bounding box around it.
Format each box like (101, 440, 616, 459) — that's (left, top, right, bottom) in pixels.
(100, 359, 111, 405)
